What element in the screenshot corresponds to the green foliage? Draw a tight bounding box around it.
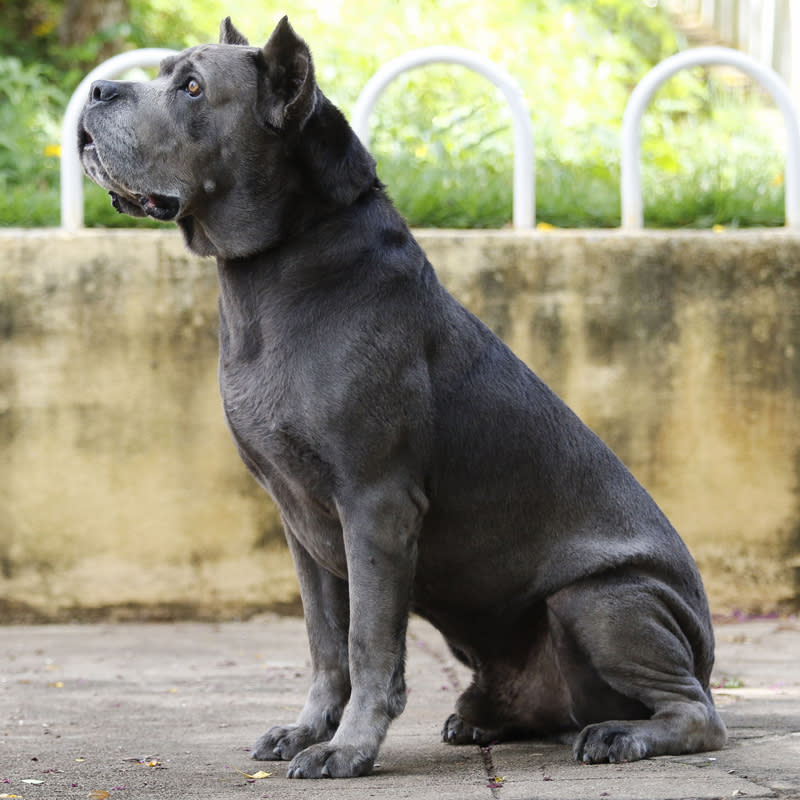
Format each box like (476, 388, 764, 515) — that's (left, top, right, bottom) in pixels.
(0, 0, 62, 64)
(0, 0, 787, 228)
(0, 56, 64, 225)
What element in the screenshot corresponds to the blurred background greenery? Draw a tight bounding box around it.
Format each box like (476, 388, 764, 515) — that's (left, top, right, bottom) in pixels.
(0, 0, 787, 228)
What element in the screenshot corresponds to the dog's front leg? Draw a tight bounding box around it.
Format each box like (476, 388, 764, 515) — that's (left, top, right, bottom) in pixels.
(252, 526, 351, 761)
(286, 481, 427, 778)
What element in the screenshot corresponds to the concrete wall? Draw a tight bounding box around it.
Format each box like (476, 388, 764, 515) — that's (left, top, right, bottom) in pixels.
(1, 228, 798, 621)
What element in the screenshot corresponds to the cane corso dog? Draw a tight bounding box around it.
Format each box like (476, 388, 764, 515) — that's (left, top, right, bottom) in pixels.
(78, 15, 727, 778)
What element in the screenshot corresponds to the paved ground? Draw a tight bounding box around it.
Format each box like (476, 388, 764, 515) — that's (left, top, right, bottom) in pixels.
(2, 615, 798, 799)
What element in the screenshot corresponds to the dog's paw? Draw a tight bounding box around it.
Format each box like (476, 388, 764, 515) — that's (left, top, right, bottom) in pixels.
(287, 742, 374, 778)
(441, 713, 496, 746)
(251, 724, 327, 761)
(573, 722, 648, 764)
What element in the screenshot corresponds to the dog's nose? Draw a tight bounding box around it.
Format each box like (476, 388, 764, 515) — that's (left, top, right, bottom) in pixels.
(89, 80, 120, 104)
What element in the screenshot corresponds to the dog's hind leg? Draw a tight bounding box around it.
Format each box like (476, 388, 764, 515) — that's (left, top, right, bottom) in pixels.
(548, 575, 727, 763)
(252, 526, 351, 762)
(441, 616, 576, 746)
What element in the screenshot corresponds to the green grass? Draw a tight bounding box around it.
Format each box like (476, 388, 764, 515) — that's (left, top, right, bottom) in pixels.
(0, 0, 788, 230)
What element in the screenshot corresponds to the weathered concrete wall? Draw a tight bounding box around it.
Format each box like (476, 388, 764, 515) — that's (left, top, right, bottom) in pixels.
(1, 228, 798, 620)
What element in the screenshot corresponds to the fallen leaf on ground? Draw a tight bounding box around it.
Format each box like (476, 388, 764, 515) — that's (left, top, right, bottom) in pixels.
(232, 767, 273, 779)
(88, 791, 111, 799)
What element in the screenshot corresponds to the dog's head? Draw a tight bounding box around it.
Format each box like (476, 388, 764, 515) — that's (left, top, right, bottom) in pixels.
(78, 17, 377, 259)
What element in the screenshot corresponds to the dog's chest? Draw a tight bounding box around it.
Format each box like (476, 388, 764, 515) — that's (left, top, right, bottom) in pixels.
(221, 360, 332, 491)
(219, 350, 346, 569)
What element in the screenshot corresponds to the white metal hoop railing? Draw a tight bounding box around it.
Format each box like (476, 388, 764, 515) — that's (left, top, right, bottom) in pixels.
(351, 47, 535, 229)
(621, 46, 800, 229)
(63, 44, 799, 232)
(60, 48, 177, 230)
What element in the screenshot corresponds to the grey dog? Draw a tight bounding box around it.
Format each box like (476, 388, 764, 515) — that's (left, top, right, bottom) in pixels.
(78, 15, 727, 779)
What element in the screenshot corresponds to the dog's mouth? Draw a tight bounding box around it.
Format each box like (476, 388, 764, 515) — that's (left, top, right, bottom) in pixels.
(105, 190, 180, 221)
(79, 123, 182, 222)
(78, 124, 94, 151)
(135, 193, 181, 220)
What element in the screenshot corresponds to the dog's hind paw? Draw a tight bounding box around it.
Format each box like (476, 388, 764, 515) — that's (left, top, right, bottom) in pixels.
(573, 722, 648, 764)
(252, 724, 328, 761)
(441, 713, 498, 746)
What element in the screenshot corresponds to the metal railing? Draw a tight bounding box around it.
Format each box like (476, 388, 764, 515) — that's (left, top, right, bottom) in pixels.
(60, 48, 177, 230)
(666, 0, 799, 93)
(61, 45, 535, 230)
(60, 43, 800, 230)
(351, 47, 535, 229)
(621, 46, 800, 228)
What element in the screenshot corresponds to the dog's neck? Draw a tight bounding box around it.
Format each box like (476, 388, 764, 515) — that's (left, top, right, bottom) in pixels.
(179, 95, 380, 262)
(214, 182, 404, 276)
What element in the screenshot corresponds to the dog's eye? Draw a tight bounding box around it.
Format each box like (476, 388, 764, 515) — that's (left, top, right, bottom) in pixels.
(185, 78, 203, 98)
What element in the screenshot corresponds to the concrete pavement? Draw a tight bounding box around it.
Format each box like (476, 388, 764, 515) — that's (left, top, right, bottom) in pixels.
(2, 615, 799, 799)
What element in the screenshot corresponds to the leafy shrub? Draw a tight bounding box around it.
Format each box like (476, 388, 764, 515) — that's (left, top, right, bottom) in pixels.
(0, 57, 65, 225)
(0, 0, 787, 229)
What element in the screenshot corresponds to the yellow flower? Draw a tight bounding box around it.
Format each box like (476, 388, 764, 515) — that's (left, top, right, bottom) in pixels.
(711, 224, 726, 233)
(34, 19, 56, 37)
(44, 144, 61, 158)
(536, 221, 555, 231)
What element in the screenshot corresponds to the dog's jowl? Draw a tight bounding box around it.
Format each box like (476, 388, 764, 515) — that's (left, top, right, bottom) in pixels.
(79, 15, 727, 779)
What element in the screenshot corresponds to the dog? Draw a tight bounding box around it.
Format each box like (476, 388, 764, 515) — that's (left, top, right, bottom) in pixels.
(78, 15, 727, 779)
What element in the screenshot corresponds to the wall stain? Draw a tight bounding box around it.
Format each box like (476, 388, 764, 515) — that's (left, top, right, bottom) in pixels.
(2, 231, 800, 617)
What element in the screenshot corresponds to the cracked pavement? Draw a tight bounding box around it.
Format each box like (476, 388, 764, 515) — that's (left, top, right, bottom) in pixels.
(2, 616, 799, 799)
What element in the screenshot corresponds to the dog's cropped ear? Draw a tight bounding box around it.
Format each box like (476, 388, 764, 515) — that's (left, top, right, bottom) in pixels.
(256, 16, 317, 130)
(219, 17, 249, 45)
